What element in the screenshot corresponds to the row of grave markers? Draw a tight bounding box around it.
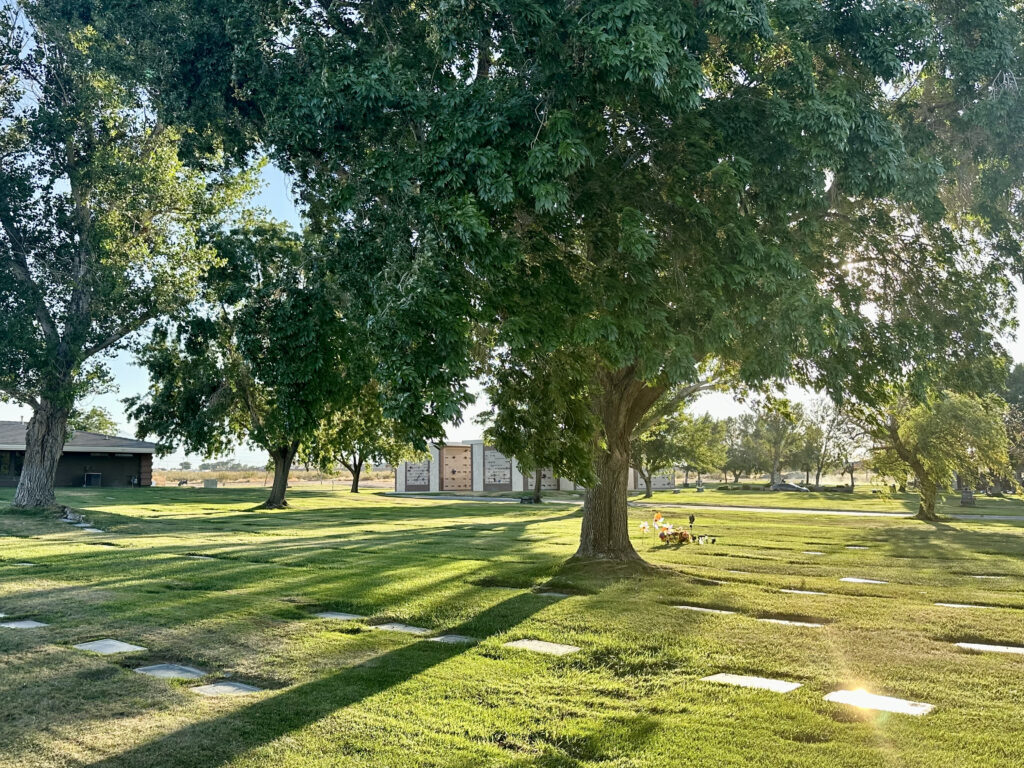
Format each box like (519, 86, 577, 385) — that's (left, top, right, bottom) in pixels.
(5, 532, 1022, 715)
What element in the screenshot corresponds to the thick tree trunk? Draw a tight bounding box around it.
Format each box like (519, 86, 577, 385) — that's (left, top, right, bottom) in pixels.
(13, 400, 70, 509)
(262, 443, 298, 509)
(804, 468, 810, 485)
(532, 470, 542, 503)
(574, 367, 663, 562)
(732, 471, 742, 483)
(770, 452, 782, 485)
(916, 481, 939, 521)
(350, 457, 363, 493)
(643, 472, 653, 498)
(847, 467, 855, 491)
(814, 467, 822, 487)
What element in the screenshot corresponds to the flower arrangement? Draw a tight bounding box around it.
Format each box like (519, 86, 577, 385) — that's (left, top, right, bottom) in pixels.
(639, 513, 716, 547)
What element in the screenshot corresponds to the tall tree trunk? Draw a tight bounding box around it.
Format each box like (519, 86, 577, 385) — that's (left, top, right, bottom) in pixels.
(847, 466, 855, 491)
(262, 443, 298, 509)
(350, 456, 363, 493)
(532, 470, 542, 503)
(13, 399, 70, 509)
(732, 471, 741, 483)
(575, 368, 663, 562)
(804, 468, 810, 485)
(771, 450, 782, 485)
(814, 466, 822, 487)
(643, 471, 653, 498)
(683, 467, 690, 485)
(917, 480, 939, 521)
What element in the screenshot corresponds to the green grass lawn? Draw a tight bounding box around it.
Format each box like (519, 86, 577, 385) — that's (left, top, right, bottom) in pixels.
(642, 485, 1024, 516)
(2, 487, 1024, 767)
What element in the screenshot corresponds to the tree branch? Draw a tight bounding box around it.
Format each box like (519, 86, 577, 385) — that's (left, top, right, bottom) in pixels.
(0, 211, 59, 345)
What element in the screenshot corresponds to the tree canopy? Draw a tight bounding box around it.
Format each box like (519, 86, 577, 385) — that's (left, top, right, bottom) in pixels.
(872, 392, 1010, 520)
(39, 1, 1024, 557)
(127, 220, 354, 508)
(0, 2, 248, 507)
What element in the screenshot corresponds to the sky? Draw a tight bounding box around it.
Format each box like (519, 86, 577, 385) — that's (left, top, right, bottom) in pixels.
(3, 166, 1022, 468)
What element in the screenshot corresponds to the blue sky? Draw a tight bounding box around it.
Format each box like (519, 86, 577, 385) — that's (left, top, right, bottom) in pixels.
(2, 166, 1021, 468)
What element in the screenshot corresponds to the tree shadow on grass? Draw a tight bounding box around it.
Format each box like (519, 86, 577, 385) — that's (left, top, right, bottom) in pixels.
(80, 592, 565, 768)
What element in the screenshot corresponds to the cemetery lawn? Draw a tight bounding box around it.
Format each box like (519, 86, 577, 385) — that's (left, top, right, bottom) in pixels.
(641, 485, 1024, 516)
(1, 488, 1023, 767)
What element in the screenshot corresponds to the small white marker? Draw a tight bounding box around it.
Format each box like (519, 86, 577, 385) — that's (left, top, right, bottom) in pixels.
(703, 673, 801, 693)
(757, 618, 823, 628)
(825, 689, 933, 716)
(956, 642, 1024, 656)
(676, 605, 735, 615)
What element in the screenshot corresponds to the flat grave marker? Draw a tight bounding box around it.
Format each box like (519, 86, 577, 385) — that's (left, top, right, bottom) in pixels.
(824, 689, 934, 716)
(503, 639, 579, 656)
(136, 663, 206, 680)
(429, 634, 476, 645)
(845, 545, 870, 550)
(316, 612, 364, 621)
(535, 592, 570, 598)
(702, 673, 801, 693)
(74, 639, 146, 654)
(676, 605, 736, 615)
(956, 642, 1024, 656)
(779, 589, 827, 596)
(1, 619, 48, 629)
(840, 577, 887, 585)
(935, 603, 993, 609)
(372, 622, 432, 636)
(191, 681, 261, 696)
(757, 618, 824, 628)
(81, 528, 104, 533)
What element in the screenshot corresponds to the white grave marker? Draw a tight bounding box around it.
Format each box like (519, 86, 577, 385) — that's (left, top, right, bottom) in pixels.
(824, 689, 933, 716)
(74, 639, 146, 654)
(702, 673, 801, 693)
(191, 681, 261, 696)
(503, 639, 579, 656)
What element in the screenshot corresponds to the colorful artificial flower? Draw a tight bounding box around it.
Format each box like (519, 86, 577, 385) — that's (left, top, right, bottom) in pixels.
(639, 521, 650, 533)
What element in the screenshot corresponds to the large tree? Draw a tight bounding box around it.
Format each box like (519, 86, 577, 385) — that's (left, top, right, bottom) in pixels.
(67, 1, 1024, 560)
(301, 382, 417, 493)
(0, 4, 246, 508)
(753, 401, 805, 486)
(872, 393, 1010, 520)
(127, 221, 353, 508)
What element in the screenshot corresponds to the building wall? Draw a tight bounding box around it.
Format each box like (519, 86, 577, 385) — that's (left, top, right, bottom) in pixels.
(393, 443, 653, 494)
(0, 451, 148, 488)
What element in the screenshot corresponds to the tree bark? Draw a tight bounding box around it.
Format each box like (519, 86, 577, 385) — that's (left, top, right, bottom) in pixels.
(814, 466, 822, 487)
(350, 456, 363, 493)
(643, 472, 652, 498)
(532, 470, 542, 503)
(262, 443, 298, 509)
(574, 367, 663, 562)
(13, 399, 70, 509)
(917, 480, 939, 521)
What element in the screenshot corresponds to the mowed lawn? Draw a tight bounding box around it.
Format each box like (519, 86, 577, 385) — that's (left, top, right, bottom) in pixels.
(1, 489, 1023, 767)
(641, 485, 1024, 515)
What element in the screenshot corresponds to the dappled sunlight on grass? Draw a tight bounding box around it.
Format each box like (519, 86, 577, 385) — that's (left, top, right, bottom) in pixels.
(2, 487, 1024, 766)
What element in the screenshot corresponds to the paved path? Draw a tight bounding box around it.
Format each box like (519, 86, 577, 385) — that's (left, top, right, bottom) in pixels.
(385, 493, 1023, 522)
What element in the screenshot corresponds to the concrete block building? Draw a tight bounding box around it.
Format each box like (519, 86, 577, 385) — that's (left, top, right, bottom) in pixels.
(395, 440, 673, 494)
(0, 421, 156, 488)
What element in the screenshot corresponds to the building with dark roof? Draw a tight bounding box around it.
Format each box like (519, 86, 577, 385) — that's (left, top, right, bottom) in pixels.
(0, 421, 156, 488)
